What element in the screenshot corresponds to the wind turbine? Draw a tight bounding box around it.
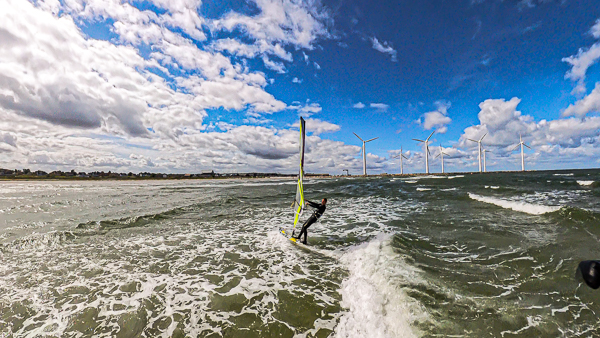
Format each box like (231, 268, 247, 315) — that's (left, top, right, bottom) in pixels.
(434, 145, 449, 173)
(510, 134, 531, 171)
(468, 133, 487, 173)
(391, 146, 409, 174)
(412, 130, 436, 174)
(482, 149, 491, 172)
(354, 132, 378, 176)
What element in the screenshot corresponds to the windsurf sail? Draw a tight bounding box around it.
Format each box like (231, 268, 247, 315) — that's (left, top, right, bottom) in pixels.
(291, 117, 306, 235)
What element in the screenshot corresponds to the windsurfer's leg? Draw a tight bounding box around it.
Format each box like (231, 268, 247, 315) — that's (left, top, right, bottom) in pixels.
(297, 226, 307, 241)
(299, 217, 316, 244)
(295, 217, 311, 239)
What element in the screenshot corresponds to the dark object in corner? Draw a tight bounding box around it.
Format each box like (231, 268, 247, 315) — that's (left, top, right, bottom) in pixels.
(577, 260, 600, 289)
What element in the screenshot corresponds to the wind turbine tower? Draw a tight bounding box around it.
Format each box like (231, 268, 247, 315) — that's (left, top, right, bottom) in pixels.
(354, 132, 378, 176)
(482, 149, 491, 172)
(413, 130, 436, 174)
(435, 145, 449, 173)
(511, 134, 531, 171)
(468, 133, 487, 172)
(391, 146, 409, 174)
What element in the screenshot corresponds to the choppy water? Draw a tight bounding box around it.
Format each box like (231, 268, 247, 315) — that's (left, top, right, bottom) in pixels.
(1, 170, 600, 337)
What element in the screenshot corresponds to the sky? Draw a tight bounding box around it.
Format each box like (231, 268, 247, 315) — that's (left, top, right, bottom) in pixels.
(0, 0, 600, 174)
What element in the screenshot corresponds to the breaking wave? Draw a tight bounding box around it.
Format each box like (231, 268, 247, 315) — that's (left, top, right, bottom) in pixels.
(335, 234, 427, 338)
(468, 193, 562, 215)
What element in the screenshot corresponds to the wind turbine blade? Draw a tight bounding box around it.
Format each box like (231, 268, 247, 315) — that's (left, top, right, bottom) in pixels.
(435, 153, 440, 159)
(480, 133, 487, 141)
(412, 138, 425, 143)
(524, 144, 531, 149)
(402, 155, 408, 159)
(426, 130, 436, 142)
(365, 137, 378, 143)
(467, 138, 478, 143)
(510, 144, 520, 151)
(427, 146, 431, 155)
(353, 132, 363, 142)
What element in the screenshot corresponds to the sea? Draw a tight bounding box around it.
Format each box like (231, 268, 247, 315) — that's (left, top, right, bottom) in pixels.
(1, 169, 600, 337)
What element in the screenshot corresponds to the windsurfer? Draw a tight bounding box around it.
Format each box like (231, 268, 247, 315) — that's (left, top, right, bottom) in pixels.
(294, 198, 327, 244)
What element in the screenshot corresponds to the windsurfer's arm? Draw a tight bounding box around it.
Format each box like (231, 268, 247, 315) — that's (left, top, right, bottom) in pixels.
(305, 200, 320, 208)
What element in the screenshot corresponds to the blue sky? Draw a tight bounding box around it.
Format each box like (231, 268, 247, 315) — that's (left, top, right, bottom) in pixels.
(0, 0, 599, 174)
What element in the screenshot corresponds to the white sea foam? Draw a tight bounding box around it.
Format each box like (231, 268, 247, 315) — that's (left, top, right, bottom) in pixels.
(416, 188, 431, 191)
(335, 234, 426, 338)
(577, 180, 594, 186)
(405, 180, 417, 184)
(468, 193, 561, 215)
(553, 173, 573, 176)
(401, 175, 443, 181)
(447, 175, 464, 179)
(499, 315, 543, 337)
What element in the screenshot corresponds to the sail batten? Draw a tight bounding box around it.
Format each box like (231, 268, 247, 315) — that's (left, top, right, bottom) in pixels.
(292, 117, 306, 230)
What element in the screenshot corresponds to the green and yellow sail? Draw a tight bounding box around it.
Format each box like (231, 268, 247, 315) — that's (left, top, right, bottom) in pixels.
(292, 117, 306, 231)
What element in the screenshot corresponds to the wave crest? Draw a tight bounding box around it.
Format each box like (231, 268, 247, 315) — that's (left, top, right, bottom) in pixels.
(468, 193, 561, 215)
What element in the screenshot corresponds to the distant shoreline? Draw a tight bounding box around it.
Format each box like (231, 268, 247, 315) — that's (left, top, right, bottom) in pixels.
(0, 168, 597, 181)
(0, 175, 328, 181)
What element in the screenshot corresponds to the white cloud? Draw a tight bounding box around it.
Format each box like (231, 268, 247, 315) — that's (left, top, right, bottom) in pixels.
(0, 107, 361, 173)
(562, 82, 600, 117)
(294, 118, 340, 135)
(0, 0, 152, 136)
(262, 55, 287, 73)
(370, 103, 389, 111)
(65, 0, 207, 43)
(129, 153, 155, 167)
(592, 19, 600, 39)
(0, 0, 351, 174)
(459, 98, 533, 148)
(212, 38, 256, 56)
(370, 37, 397, 62)
(0, 0, 291, 146)
(562, 43, 600, 96)
(542, 116, 600, 147)
(562, 19, 600, 96)
(152, 0, 206, 41)
(213, 0, 332, 64)
(0, 132, 17, 148)
(353, 102, 365, 109)
(300, 103, 323, 115)
(422, 112, 451, 133)
(560, 20, 600, 118)
(288, 102, 322, 117)
(0, 132, 17, 153)
(456, 97, 600, 169)
(421, 101, 452, 133)
(478, 97, 523, 130)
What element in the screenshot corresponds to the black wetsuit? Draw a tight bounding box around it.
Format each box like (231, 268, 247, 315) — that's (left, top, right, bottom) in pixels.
(296, 200, 326, 244)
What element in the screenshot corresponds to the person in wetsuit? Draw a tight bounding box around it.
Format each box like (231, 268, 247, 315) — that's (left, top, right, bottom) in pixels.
(295, 198, 327, 244)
